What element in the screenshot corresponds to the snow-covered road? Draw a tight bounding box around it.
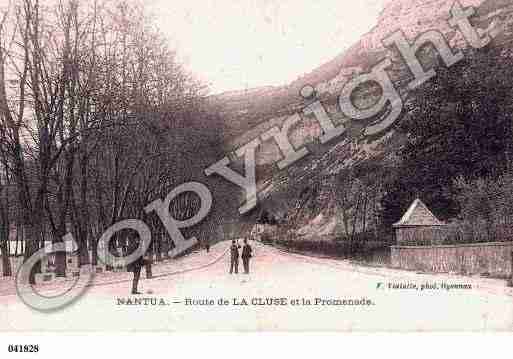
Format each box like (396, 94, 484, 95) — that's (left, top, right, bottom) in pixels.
(2, 241, 513, 331)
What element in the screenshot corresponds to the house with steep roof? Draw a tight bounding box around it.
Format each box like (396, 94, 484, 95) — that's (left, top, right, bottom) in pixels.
(393, 199, 448, 245)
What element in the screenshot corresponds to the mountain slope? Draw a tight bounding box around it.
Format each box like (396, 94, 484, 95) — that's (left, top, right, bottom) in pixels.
(212, 0, 513, 239)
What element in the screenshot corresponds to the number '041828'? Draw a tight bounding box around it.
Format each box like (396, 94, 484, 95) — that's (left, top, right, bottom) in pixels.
(7, 345, 39, 353)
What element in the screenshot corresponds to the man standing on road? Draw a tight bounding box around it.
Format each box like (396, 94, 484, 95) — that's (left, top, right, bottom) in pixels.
(129, 255, 146, 295)
(242, 238, 252, 274)
(127, 237, 149, 295)
(229, 240, 241, 274)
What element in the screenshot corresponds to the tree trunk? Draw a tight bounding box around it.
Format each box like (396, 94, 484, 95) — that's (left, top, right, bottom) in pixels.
(362, 195, 368, 235)
(0, 238, 11, 277)
(0, 205, 11, 277)
(145, 240, 153, 279)
(0, 175, 12, 277)
(91, 237, 99, 266)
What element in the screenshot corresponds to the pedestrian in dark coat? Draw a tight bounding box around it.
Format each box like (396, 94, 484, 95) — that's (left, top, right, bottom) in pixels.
(229, 240, 241, 274)
(241, 238, 252, 274)
(127, 237, 148, 295)
(128, 255, 146, 295)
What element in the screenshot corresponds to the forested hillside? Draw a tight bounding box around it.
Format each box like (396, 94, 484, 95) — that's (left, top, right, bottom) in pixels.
(232, 0, 513, 249)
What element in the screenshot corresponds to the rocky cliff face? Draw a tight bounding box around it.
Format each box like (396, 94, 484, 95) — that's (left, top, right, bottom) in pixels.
(220, 0, 512, 141)
(235, 0, 511, 166)
(314, 0, 512, 96)
(217, 0, 513, 238)
(288, 0, 513, 239)
(361, 0, 485, 52)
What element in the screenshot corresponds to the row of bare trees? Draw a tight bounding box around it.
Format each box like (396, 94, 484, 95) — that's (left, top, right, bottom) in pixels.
(0, 0, 224, 281)
(331, 161, 387, 243)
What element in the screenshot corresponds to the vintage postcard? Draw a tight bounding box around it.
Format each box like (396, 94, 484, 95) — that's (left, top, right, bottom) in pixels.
(0, 0, 512, 337)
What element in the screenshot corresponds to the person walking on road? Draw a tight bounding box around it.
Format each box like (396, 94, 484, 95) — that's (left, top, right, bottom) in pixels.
(242, 238, 252, 274)
(127, 237, 149, 295)
(229, 240, 241, 274)
(129, 255, 146, 294)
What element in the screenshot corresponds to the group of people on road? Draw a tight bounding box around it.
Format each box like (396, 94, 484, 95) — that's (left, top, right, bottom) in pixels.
(229, 238, 252, 274)
(127, 237, 254, 294)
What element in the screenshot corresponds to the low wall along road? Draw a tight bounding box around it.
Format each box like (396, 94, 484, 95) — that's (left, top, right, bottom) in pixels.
(391, 241, 513, 277)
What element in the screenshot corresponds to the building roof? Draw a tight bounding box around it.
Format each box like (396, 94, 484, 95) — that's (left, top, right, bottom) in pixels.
(393, 199, 446, 228)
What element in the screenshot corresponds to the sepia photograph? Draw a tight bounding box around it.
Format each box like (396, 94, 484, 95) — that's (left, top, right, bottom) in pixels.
(0, 0, 512, 354)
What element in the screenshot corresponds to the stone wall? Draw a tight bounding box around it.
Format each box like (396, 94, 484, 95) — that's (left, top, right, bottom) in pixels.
(391, 242, 513, 276)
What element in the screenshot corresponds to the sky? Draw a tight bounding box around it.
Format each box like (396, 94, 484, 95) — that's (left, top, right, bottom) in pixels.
(145, 0, 387, 94)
